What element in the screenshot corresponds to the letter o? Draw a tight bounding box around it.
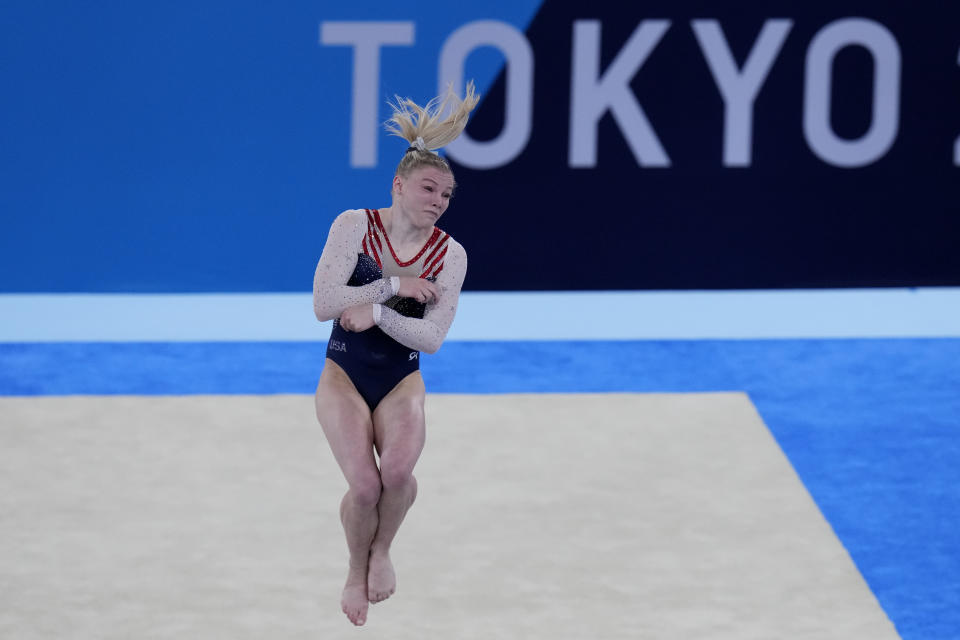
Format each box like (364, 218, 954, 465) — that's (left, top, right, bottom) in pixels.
(803, 18, 901, 168)
(439, 21, 534, 169)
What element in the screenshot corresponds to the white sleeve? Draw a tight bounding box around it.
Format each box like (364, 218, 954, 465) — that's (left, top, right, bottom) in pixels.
(312, 210, 398, 322)
(375, 240, 467, 354)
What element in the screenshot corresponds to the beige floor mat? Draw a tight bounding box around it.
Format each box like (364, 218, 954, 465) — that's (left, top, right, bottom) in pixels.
(0, 393, 900, 639)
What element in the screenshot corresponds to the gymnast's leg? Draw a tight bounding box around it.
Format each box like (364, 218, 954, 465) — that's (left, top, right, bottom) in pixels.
(315, 360, 381, 626)
(367, 371, 427, 603)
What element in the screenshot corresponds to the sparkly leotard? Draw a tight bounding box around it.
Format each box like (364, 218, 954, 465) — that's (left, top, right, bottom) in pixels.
(313, 209, 467, 409)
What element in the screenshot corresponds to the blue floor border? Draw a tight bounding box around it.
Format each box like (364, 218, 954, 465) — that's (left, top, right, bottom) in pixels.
(2, 339, 959, 639)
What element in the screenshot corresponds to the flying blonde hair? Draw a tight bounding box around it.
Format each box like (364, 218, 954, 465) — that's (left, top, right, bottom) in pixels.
(384, 81, 480, 180)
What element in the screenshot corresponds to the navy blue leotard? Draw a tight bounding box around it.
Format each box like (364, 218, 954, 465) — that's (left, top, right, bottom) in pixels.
(325, 253, 430, 410)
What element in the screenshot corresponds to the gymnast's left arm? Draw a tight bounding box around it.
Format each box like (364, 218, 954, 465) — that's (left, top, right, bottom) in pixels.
(374, 240, 468, 354)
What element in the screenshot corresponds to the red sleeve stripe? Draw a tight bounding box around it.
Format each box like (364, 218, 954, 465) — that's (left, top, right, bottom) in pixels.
(365, 212, 384, 254)
(421, 228, 442, 251)
(420, 245, 448, 278)
(362, 213, 383, 268)
(372, 208, 386, 232)
(421, 232, 449, 266)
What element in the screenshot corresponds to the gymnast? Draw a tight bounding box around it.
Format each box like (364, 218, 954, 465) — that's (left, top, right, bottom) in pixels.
(312, 82, 478, 626)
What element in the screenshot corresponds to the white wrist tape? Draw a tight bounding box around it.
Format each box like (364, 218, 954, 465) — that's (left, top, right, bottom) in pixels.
(390, 276, 400, 296)
(372, 303, 382, 324)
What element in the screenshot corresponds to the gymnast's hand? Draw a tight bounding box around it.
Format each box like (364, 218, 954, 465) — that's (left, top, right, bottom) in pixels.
(339, 304, 376, 332)
(396, 276, 439, 304)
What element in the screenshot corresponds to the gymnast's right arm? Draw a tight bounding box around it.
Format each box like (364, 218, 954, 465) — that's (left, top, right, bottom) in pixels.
(313, 210, 398, 322)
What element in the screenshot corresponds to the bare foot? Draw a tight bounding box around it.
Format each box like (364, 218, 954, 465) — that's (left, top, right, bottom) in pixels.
(341, 566, 369, 626)
(367, 549, 396, 603)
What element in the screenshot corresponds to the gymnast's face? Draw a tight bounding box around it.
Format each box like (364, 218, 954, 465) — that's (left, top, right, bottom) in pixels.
(394, 166, 454, 227)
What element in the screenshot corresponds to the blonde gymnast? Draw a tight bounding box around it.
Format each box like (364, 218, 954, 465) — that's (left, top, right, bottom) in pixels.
(313, 83, 479, 626)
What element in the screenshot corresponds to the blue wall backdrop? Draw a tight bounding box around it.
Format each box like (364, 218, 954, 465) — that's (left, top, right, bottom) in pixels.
(0, 0, 542, 292)
(2, 1, 958, 293)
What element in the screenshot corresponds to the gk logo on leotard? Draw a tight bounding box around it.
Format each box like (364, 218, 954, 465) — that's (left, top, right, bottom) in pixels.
(409, 351, 418, 361)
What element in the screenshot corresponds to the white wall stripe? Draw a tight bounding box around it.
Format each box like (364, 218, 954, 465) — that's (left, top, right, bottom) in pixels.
(1, 288, 958, 342)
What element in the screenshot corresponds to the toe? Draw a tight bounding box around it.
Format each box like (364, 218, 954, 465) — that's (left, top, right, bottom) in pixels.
(349, 608, 365, 626)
